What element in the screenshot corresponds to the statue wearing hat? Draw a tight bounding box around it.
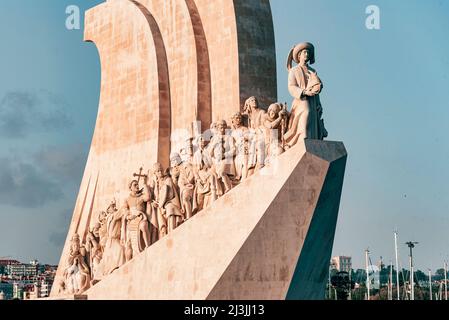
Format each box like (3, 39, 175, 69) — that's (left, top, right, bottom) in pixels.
(283, 42, 328, 147)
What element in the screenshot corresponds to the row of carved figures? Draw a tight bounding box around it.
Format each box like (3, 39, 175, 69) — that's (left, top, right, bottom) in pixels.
(59, 42, 328, 295)
(59, 96, 292, 295)
(59, 95, 318, 295)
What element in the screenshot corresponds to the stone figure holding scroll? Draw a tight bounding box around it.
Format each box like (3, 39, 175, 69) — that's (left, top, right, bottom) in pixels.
(284, 42, 327, 147)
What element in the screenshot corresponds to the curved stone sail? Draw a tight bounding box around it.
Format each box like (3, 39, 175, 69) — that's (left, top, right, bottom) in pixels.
(51, 0, 276, 297)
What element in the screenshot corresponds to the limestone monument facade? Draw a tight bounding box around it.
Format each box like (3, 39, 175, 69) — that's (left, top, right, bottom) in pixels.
(51, 0, 347, 300)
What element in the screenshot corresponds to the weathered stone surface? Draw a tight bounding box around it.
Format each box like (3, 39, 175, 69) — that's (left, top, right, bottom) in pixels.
(233, 0, 277, 109)
(81, 139, 346, 300)
(51, 0, 277, 297)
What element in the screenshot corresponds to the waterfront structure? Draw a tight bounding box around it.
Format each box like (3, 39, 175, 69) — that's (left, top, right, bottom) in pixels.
(6, 262, 38, 278)
(332, 256, 352, 273)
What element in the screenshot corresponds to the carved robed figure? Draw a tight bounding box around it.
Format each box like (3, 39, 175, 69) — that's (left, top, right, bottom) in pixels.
(284, 42, 327, 146)
(60, 234, 91, 295)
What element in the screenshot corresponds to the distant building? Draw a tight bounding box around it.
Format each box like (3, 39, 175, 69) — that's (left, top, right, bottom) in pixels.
(1, 259, 19, 276)
(6, 263, 38, 278)
(23, 282, 41, 300)
(39, 279, 52, 298)
(0, 259, 20, 265)
(331, 256, 352, 273)
(0, 259, 57, 299)
(13, 282, 24, 300)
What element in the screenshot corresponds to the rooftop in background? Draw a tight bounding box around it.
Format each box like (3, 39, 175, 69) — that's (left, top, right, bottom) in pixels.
(0, 259, 21, 266)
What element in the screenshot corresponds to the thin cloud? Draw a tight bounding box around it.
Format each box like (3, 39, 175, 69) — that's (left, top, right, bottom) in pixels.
(34, 143, 87, 182)
(0, 90, 74, 139)
(48, 208, 72, 247)
(49, 232, 67, 248)
(0, 157, 63, 208)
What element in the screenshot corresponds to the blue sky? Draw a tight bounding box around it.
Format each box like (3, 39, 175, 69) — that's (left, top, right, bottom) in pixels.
(0, 0, 448, 272)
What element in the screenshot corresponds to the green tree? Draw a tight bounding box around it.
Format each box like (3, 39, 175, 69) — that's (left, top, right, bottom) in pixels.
(415, 270, 427, 282)
(435, 268, 447, 280)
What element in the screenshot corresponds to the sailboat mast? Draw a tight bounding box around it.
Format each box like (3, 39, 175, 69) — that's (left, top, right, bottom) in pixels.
(394, 231, 400, 300)
(365, 249, 370, 300)
(444, 261, 448, 300)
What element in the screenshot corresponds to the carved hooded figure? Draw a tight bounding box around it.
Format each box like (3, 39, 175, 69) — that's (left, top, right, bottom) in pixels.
(284, 42, 328, 147)
(98, 201, 125, 277)
(62, 234, 91, 294)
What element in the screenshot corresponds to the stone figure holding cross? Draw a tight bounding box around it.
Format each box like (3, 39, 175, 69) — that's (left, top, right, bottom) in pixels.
(122, 174, 152, 260)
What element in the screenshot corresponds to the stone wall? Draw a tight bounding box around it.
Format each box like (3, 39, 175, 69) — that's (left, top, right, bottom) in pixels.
(51, 0, 276, 297)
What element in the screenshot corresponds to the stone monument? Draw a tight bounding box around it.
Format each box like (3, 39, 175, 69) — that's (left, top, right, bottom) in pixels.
(51, 0, 347, 300)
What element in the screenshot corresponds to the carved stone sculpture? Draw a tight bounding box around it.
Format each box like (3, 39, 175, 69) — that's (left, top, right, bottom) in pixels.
(85, 223, 103, 283)
(170, 154, 182, 193)
(170, 153, 196, 220)
(243, 96, 266, 130)
(180, 137, 194, 163)
(243, 97, 266, 175)
(61, 234, 91, 295)
(193, 135, 218, 211)
(123, 179, 152, 260)
(193, 135, 214, 172)
(284, 42, 327, 147)
(231, 112, 249, 182)
(263, 103, 288, 164)
(209, 120, 236, 194)
(98, 201, 126, 277)
(97, 211, 108, 250)
(146, 172, 167, 242)
(152, 163, 184, 234)
(209, 122, 218, 140)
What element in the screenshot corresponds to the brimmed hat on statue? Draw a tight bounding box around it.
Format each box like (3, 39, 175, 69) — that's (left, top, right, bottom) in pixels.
(287, 42, 315, 70)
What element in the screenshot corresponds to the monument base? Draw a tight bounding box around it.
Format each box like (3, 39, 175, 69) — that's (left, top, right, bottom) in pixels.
(78, 139, 347, 300)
